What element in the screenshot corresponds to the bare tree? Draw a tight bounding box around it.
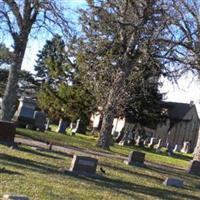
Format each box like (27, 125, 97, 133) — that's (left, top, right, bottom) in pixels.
(0, 0, 70, 120)
(161, 0, 200, 161)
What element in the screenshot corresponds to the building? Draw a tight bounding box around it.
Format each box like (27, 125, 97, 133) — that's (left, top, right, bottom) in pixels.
(153, 101, 200, 152)
(90, 101, 200, 152)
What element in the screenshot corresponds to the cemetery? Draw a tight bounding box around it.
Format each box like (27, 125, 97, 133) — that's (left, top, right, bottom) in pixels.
(1, 126, 200, 199)
(1, 0, 200, 199)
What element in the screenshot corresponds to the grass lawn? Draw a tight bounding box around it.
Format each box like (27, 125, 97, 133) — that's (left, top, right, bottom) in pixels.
(0, 143, 200, 200)
(16, 128, 192, 169)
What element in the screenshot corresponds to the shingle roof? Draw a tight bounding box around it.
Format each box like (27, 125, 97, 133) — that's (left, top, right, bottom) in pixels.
(161, 101, 194, 120)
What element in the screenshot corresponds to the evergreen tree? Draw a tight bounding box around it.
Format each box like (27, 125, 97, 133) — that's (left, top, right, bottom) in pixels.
(35, 35, 95, 125)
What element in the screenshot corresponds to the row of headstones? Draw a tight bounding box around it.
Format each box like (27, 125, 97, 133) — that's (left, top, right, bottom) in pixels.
(129, 136, 191, 154)
(148, 137, 192, 153)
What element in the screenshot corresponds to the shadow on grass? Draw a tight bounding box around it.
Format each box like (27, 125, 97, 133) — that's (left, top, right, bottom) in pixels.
(0, 167, 24, 175)
(1, 152, 199, 200)
(99, 162, 163, 182)
(64, 171, 199, 200)
(18, 146, 65, 160)
(0, 153, 63, 174)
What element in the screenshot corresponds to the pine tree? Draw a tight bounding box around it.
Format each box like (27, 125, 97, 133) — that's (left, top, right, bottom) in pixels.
(35, 35, 96, 126)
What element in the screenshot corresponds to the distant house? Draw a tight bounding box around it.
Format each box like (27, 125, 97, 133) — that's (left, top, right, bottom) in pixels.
(153, 101, 200, 152)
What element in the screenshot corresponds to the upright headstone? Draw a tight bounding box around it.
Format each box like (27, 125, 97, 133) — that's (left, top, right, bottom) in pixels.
(0, 120, 16, 145)
(14, 97, 36, 127)
(124, 151, 145, 166)
(70, 155, 98, 175)
(56, 119, 68, 134)
(181, 141, 190, 153)
(45, 118, 50, 131)
(72, 119, 87, 135)
(148, 137, 157, 148)
(166, 143, 174, 156)
(173, 144, 181, 152)
(188, 160, 200, 176)
(33, 111, 46, 131)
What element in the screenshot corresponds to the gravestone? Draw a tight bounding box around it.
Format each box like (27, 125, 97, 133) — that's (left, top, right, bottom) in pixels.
(166, 143, 174, 156)
(72, 119, 87, 135)
(173, 144, 181, 152)
(188, 160, 200, 176)
(0, 120, 16, 145)
(3, 194, 29, 200)
(163, 177, 184, 188)
(56, 119, 68, 134)
(45, 118, 50, 131)
(124, 151, 145, 166)
(33, 111, 46, 131)
(181, 141, 190, 153)
(148, 137, 157, 148)
(70, 155, 98, 175)
(14, 97, 36, 127)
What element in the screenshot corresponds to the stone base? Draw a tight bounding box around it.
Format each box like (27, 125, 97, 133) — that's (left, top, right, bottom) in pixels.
(188, 160, 200, 176)
(163, 178, 184, 188)
(124, 160, 146, 167)
(58, 168, 102, 178)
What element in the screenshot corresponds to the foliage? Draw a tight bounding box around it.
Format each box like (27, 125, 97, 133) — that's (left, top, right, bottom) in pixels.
(35, 35, 96, 123)
(0, 0, 71, 121)
(77, 0, 170, 148)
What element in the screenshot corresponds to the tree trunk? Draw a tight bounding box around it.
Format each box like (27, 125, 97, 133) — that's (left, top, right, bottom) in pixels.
(1, 39, 27, 121)
(193, 131, 200, 161)
(97, 71, 125, 149)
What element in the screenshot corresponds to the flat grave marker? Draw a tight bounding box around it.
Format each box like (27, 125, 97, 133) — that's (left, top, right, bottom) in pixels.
(163, 177, 184, 188)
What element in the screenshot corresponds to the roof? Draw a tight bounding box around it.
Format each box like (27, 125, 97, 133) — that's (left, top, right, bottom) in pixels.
(161, 101, 197, 121)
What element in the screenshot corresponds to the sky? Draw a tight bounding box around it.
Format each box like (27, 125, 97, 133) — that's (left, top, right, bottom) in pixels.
(2, 0, 200, 116)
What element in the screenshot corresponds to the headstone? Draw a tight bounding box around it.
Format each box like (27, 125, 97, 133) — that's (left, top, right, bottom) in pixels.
(0, 120, 16, 145)
(72, 119, 87, 134)
(163, 177, 184, 188)
(56, 119, 68, 134)
(14, 97, 36, 127)
(188, 160, 200, 176)
(70, 155, 98, 175)
(33, 111, 46, 131)
(173, 144, 181, 152)
(148, 137, 157, 148)
(45, 118, 50, 130)
(3, 194, 29, 200)
(136, 136, 141, 146)
(166, 143, 174, 156)
(181, 141, 190, 153)
(125, 151, 145, 166)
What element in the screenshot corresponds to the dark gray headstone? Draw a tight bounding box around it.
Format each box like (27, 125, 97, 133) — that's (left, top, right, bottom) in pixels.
(56, 119, 68, 134)
(125, 151, 145, 166)
(70, 155, 98, 175)
(33, 111, 46, 131)
(163, 178, 184, 188)
(188, 160, 200, 176)
(0, 120, 16, 145)
(14, 97, 36, 127)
